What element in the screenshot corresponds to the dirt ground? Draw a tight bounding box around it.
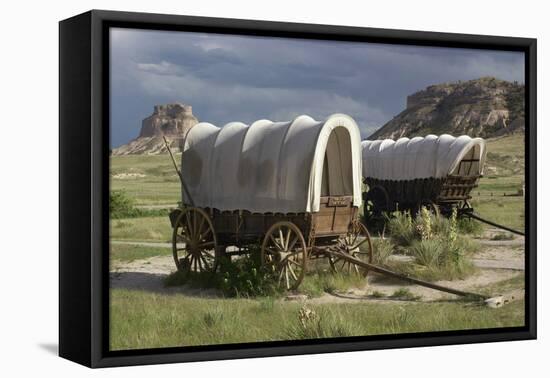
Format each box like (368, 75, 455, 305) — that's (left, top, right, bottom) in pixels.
(110, 229, 525, 304)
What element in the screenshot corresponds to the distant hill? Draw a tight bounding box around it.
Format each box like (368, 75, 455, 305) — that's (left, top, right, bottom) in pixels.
(112, 103, 198, 155)
(369, 77, 525, 140)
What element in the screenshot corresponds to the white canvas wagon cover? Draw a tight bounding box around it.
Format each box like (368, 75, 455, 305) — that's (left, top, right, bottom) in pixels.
(362, 135, 487, 181)
(181, 114, 362, 213)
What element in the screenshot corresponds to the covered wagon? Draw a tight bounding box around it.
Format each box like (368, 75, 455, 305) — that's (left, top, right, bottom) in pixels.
(169, 114, 373, 290)
(361, 134, 487, 218)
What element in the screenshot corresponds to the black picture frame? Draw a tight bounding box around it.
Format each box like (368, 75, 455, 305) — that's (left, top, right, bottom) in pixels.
(59, 9, 537, 368)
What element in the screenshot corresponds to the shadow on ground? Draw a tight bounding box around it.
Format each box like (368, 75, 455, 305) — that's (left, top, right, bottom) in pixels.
(110, 271, 222, 298)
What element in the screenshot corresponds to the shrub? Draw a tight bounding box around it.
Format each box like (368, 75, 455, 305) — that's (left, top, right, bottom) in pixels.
(457, 217, 483, 235)
(110, 190, 140, 218)
(164, 250, 281, 298)
(386, 207, 478, 281)
(410, 239, 442, 267)
(371, 237, 394, 265)
(110, 190, 169, 219)
(218, 253, 281, 297)
(387, 212, 414, 246)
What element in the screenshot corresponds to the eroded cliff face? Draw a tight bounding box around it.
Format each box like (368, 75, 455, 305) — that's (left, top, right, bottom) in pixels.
(112, 103, 199, 155)
(370, 77, 525, 140)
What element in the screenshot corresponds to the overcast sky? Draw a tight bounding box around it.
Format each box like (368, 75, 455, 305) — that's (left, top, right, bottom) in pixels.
(110, 28, 524, 147)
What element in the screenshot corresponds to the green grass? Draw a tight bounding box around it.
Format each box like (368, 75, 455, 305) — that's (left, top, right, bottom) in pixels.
(110, 216, 172, 242)
(110, 243, 171, 264)
(110, 154, 181, 205)
(476, 273, 525, 297)
(390, 288, 421, 301)
(471, 196, 525, 232)
(298, 271, 366, 298)
(468, 134, 525, 232)
(110, 288, 525, 350)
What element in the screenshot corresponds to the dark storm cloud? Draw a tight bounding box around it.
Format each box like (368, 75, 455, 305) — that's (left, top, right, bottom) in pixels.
(110, 28, 524, 147)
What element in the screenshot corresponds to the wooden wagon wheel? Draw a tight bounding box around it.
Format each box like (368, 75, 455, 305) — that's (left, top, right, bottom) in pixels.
(329, 221, 373, 275)
(364, 185, 390, 220)
(261, 221, 307, 290)
(425, 200, 441, 218)
(172, 207, 218, 273)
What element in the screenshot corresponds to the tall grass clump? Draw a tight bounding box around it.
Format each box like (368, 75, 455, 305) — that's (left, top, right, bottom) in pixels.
(388, 207, 478, 281)
(285, 306, 360, 339)
(371, 237, 395, 265)
(457, 217, 483, 235)
(387, 211, 414, 246)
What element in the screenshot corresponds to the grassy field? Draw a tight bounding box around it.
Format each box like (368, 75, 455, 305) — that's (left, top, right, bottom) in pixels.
(110, 244, 171, 264)
(109, 134, 526, 350)
(110, 216, 172, 242)
(110, 289, 524, 350)
(110, 154, 181, 205)
(471, 134, 525, 231)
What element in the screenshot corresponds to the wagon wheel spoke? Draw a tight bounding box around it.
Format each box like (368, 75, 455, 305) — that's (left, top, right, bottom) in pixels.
(278, 266, 285, 285)
(202, 250, 215, 259)
(172, 208, 218, 273)
(201, 227, 212, 241)
(176, 232, 189, 243)
(285, 268, 290, 290)
(287, 262, 298, 281)
(196, 215, 206, 239)
(350, 237, 369, 251)
(285, 228, 292, 250)
(265, 247, 279, 256)
(330, 222, 373, 276)
(270, 234, 283, 250)
(278, 228, 286, 249)
(197, 255, 204, 271)
(262, 222, 307, 290)
(287, 235, 298, 252)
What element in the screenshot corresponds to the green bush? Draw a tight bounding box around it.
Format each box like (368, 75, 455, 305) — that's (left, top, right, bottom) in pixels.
(410, 239, 443, 267)
(164, 251, 281, 298)
(110, 190, 170, 219)
(387, 212, 415, 246)
(218, 253, 281, 297)
(110, 190, 139, 218)
(371, 237, 394, 265)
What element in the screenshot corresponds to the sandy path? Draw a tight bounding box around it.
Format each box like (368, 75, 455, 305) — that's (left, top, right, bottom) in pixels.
(110, 238, 525, 304)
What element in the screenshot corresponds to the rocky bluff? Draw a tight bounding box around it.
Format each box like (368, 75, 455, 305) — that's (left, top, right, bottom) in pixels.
(369, 77, 525, 140)
(112, 103, 199, 155)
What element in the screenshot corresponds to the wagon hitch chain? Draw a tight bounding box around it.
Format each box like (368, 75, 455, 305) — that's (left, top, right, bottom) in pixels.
(465, 213, 525, 236)
(326, 250, 489, 301)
